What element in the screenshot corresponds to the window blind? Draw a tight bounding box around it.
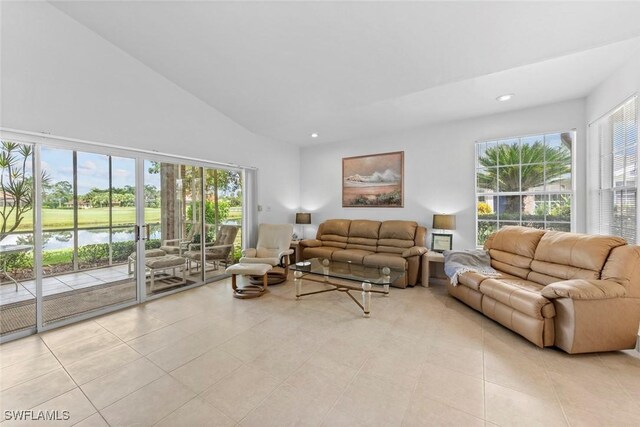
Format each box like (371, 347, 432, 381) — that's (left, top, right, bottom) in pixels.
(589, 97, 638, 244)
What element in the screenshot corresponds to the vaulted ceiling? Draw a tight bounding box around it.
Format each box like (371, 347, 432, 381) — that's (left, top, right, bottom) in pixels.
(51, 1, 640, 145)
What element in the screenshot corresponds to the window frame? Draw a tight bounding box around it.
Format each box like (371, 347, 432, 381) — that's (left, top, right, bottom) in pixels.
(475, 130, 577, 247)
(591, 96, 638, 244)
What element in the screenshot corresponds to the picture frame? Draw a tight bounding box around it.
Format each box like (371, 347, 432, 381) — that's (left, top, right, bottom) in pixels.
(342, 151, 404, 207)
(431, 233, 453, 252)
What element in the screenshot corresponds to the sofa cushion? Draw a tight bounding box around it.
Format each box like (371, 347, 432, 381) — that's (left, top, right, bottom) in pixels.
(349, 220, 381, 239)
(303, 246, 339, 260)
(528, 262, 600, 285)
(321, 219, 351, 237)
(479, 278, 555, 319)
(362, 253, 407, 270)
(485, 226, 546, 258)
(458, 271, 519, 291)
(332, 249, 374, 264)
(379, 221, 418, 241)
(489, 249, 533, 269)
(346, 236, 378, 252)
(320, 235, 348, 248)
(533, 231, 626, 272)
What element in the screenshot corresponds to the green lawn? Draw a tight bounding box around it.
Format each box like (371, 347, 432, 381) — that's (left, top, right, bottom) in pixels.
(6, 208, 162, 231)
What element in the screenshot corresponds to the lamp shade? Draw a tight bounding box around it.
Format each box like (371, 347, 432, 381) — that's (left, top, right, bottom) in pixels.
(432, 214, 456, 230)
(295, 212, 311, 225)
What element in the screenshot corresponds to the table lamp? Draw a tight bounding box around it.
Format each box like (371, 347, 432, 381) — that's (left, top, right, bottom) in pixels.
(295, 212, 311, 240)
(431, 214, 456, 251)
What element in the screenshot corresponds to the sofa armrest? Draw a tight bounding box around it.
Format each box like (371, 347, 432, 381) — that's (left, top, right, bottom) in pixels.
(541, 279, 627, 300)
(278, 248, 294, 260)
(300, 239, 322, 248)
(242, 248, 257, 258)
(402, 246, 428, 258)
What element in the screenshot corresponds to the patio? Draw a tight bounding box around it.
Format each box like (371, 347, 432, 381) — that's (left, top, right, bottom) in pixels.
(0, 263, 228, 336)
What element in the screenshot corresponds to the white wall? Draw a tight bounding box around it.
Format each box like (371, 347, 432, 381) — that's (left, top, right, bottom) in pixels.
(586, 55, 640, 123)
(300, 99, 586, 249)
(0, 1, 299, 225)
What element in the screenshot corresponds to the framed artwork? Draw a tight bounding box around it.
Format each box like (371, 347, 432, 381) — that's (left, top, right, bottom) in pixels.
(431, 233, 453, 252)
(342, 151, 404, 207)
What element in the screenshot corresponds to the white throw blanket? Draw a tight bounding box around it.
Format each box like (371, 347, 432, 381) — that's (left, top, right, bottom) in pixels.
(443, 249, 499, 286)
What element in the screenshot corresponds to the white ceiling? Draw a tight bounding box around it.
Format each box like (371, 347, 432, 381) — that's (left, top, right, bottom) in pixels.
(50, 1, 640, 146)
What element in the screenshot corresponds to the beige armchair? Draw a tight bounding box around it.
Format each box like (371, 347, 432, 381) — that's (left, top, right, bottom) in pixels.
(240, 223, 293, 284)
(184, 225, 239, 274)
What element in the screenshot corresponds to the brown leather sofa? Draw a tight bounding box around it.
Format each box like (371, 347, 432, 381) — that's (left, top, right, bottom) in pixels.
(299, 219, 428, 288)
(449, 226, 640, 353)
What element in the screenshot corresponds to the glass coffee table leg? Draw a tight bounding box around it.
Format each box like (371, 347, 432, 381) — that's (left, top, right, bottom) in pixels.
(382, 267, 390, 296)
(294, 270, 302, 299)
(362, 281, 372, 318)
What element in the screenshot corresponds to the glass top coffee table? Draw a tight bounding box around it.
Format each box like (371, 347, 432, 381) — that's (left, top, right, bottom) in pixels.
(290, 258, 405, 318)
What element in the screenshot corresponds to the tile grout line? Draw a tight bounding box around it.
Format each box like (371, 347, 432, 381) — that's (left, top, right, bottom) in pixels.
(596, 352, 640, 413)
(481, 316, 487, 422)
(36, 335, 110, 426)
(538, 349, 572, 427)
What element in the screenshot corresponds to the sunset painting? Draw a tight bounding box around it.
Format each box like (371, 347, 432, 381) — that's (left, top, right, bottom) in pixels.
(342, 151, 404, 207)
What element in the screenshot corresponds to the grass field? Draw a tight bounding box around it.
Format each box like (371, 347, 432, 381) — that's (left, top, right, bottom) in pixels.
(5, 208, 161, 231)
(6, 206, 241, 231)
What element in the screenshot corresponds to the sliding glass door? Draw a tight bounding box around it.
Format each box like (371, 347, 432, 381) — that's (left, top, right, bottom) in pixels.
(0, 131, 248, 342)
(39, 148, 139, 327)
(0, 140, 36, 336)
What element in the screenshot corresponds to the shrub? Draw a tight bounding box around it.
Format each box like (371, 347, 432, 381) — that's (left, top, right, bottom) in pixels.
(112, 241, 136, 262)
(78, 243, 109, 264)
(2, 252, 33, 271)
(145, 239, 161, 250)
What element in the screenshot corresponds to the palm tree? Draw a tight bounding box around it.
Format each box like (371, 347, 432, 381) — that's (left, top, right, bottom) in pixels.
(477, 136, 571, 215)
(0, 141, 49, 241)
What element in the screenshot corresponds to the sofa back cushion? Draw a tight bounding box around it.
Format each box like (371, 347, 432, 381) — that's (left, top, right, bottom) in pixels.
(346, 220, 380, 251)
(530, 231, 626, 284)
(318, 219, 351, 249)
(484, 226, 546, 279)
(378, 221, 418, 254)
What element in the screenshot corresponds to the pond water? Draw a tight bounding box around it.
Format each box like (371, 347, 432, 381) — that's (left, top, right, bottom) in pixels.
(0, 219, 241, 251)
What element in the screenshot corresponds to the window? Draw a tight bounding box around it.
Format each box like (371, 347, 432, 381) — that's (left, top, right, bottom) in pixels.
(590, 97, 638, 244)
(475, 132, 574, 245)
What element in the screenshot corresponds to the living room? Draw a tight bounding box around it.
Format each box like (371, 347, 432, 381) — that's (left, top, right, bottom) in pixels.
(1, 1, 639, 426)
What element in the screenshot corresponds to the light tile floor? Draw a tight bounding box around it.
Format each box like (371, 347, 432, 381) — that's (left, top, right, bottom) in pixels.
(1, 277, 639, 426)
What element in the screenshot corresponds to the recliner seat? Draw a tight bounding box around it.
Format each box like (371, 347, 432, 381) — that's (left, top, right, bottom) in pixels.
(448, 226, 640, 353)
(299, 219, 428, 288)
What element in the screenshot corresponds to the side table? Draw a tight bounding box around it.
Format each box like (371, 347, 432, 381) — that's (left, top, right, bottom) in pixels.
(290, 240, 300, 264)
(422, 251, 448, 287)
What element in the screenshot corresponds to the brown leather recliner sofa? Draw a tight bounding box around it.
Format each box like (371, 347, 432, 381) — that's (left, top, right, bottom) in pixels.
(299, 219, 428, 288)
(449, 226, 640, 353)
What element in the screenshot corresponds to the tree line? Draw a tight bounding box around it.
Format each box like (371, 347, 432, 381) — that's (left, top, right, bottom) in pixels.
(42, 182, 161, 208)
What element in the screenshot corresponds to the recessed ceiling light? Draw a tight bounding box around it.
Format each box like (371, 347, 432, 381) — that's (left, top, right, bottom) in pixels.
(496, 93, 514, 102)
(311, 133, 319, 138)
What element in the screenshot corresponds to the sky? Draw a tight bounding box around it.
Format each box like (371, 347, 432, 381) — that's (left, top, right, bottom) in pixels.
(41, 147, 160, 195)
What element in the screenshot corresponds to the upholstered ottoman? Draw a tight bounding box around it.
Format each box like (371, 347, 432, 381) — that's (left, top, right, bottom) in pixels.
(226, 263, 272, 299)
(128, 248, 167, 274)
(145, 255, 186, 292)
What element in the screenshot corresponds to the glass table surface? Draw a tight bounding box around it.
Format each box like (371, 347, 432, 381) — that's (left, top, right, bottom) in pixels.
(290, 258, 405, 285)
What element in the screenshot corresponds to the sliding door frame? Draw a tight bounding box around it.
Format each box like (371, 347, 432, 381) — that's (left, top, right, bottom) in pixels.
(0, 128, 254, 340)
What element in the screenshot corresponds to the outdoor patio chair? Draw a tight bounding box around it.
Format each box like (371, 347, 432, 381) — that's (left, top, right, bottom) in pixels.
(184, 225, 239, 274)
(239, 223, 293, 285)
(160, 221, 201, 256)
